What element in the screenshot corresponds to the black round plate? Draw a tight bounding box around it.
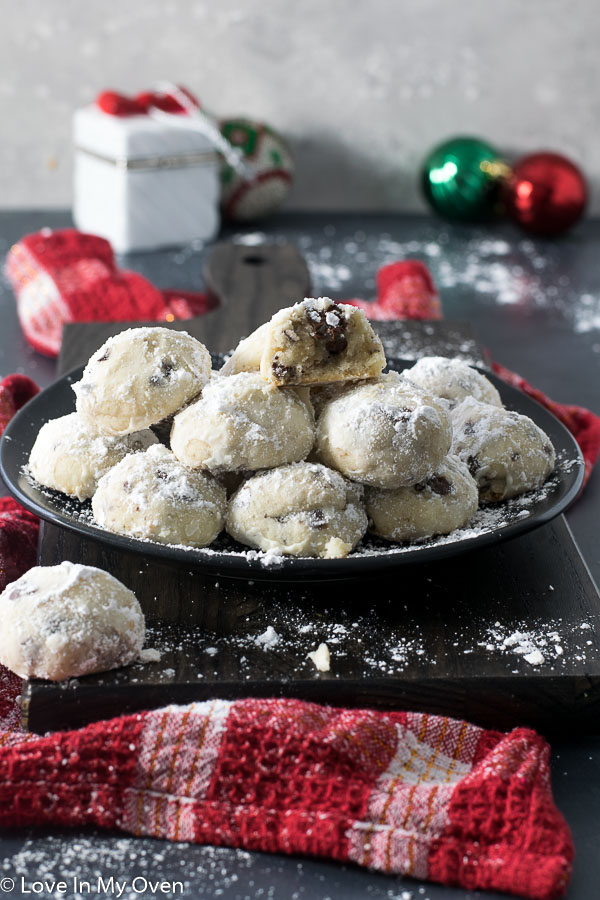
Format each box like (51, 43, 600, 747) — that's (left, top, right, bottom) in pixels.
(0, 358, 585, 581)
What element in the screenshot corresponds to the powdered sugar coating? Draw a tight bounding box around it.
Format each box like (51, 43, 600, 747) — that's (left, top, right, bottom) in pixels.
(406, 356, 502, 408)
(315, 372, 452, 488)
(28, 412, 157, 500)
(310, 381, 356, 418)
(366, 454, 479, 541)
(220, 321, 271, 375)
(226, 462, 368, 558)
(0, 561, 144, 681)
(73, 327, 211, 435)
(92, 444, 226, 547)
(452, 397, 556, 501)
(170, 372, 315, 473)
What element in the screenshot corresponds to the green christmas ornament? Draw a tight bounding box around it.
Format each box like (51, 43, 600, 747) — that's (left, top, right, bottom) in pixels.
(421, 137, 507, 222)
(220, 118, 294, 221)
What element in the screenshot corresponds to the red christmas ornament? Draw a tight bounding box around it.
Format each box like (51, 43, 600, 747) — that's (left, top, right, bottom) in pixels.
(503, 152, 587, 236)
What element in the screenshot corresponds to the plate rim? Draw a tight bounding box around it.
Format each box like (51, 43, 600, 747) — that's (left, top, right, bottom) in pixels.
(0, 360, 586, 582)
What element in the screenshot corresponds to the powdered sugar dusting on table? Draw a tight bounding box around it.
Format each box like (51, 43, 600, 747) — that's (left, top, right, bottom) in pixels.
(1, 836, 258, 900)
(122, 587, 599, 686)
(478, 619, 598, 669)
(232, 226, 600, 352)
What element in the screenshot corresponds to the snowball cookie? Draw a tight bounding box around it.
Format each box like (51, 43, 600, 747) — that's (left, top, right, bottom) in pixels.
(451, 397, 556, 501)
(170, 372, 315, 473)
(406, 356, 502, 409)
(150, 369, 225, 446)
(0, 561, 144, 681)
(226, 462, 368, 558)
(222, 299, 386, 386)
(315, 373, 452, 489)
(366, 455, 479, 542)
(92, 444, 226, 547)
(28, 413, 157, 500)
(73, 327, 212, 435)
(221, 322, 271, 375)
(263, 298, 386, 386)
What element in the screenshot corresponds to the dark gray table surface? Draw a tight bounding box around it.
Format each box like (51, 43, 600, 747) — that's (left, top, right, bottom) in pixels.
(0, 211, 598, 899)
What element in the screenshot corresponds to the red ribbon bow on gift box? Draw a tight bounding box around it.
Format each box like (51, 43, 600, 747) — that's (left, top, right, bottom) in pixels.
(93, 84, 256, 186)
(96, 85, 200, 118)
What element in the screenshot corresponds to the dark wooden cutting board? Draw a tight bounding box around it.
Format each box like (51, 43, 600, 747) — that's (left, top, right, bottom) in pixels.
(24, 241, 600, 736)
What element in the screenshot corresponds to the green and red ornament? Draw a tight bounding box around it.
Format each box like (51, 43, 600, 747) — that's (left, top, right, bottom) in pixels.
(421, 137, 507, 222)
(220, 118, 294, 221)
(422, 136, 587, 237)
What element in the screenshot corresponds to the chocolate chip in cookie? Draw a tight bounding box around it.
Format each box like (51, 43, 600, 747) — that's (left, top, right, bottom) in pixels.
(272, 360, 296, 380)
(149, 358, 177, 386)
(414, 474, 452, 495)
(427, 474, 452, 496)
(307, 509, 328, 529)
(308, 304, 348, 355)
(467, 455, 480, 477)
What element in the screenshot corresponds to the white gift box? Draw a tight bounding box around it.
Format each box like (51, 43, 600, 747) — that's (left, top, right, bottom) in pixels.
(73, 105, 220, 253)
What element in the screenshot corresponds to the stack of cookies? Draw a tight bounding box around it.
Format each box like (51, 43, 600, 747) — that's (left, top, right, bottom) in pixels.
(28, 298, 556, 558)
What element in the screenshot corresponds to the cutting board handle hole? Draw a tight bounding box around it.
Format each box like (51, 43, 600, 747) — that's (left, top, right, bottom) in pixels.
(243, 254, 266, 266)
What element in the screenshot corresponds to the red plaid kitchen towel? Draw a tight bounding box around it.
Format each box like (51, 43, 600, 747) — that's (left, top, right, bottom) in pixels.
(4, 229, 216, 357)
(0, 695, 573, 900)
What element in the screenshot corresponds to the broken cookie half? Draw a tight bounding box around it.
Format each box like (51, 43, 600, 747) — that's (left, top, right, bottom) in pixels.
(222, 298, 386, 386)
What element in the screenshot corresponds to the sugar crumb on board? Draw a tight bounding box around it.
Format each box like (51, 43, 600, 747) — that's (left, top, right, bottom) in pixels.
(255, 626, 280, 649)
(138, 647, 161, 663)
(476, 619, 597, 669)
(307, 642, 331, 672)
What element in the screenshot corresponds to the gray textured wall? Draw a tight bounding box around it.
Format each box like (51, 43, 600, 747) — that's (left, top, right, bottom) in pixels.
(1, 0, 598, 212)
